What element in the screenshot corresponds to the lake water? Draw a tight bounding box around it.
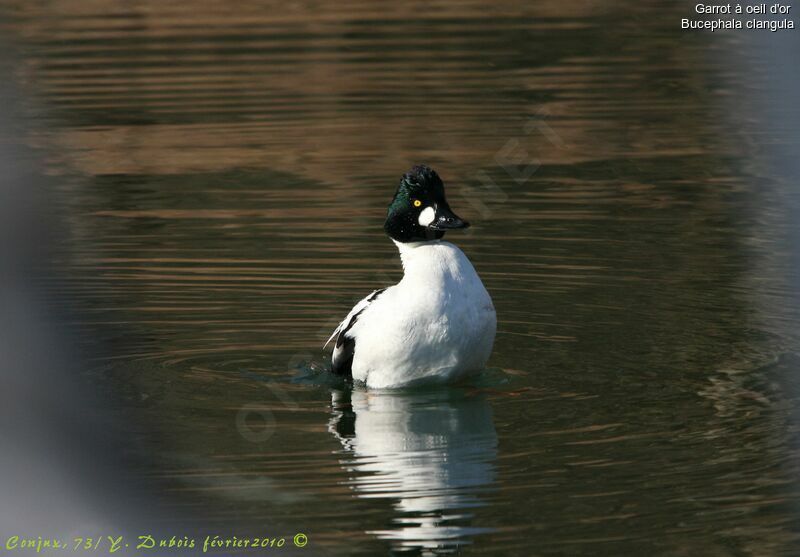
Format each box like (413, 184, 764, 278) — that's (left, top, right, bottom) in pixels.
(4, 1, 800, 555)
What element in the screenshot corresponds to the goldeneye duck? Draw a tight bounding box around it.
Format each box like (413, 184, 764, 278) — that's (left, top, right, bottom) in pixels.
(324, 165, 496, 389)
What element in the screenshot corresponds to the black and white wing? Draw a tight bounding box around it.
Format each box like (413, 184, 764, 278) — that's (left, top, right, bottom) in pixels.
(324, 288, 385, 377)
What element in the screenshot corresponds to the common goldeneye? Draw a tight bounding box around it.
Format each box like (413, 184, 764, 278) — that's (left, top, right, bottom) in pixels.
(324, 165, 496, 388)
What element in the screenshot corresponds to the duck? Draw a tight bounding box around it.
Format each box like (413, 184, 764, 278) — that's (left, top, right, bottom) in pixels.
(324, 165, 496, 389)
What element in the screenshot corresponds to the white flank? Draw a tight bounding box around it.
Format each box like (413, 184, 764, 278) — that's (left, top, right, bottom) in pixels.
(328, 240, 496, 388)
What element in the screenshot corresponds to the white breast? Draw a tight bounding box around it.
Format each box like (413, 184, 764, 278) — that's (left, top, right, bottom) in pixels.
(348, 240, 496, 388)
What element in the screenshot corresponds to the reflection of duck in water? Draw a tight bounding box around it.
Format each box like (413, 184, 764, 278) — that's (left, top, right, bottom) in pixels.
(324, 165, 496, 389)
(329, 388, 497, 554)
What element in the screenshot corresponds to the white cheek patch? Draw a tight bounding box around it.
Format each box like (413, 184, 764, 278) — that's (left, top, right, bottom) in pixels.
(417, 206, 436, 226)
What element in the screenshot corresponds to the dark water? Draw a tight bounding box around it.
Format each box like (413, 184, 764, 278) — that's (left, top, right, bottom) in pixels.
(4, 1, 800, 555)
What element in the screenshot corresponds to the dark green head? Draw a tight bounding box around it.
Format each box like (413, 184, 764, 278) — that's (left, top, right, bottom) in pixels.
(384, 165, 469, 243)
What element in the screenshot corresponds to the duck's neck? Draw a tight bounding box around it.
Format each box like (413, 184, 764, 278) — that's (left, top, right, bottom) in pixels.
(393, 239, 456, 277)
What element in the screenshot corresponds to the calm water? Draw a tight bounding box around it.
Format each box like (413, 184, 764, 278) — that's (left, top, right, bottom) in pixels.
(4, 1, 800, 555)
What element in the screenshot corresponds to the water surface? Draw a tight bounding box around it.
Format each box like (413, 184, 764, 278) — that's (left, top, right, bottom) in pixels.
(4, 1, 800, 555)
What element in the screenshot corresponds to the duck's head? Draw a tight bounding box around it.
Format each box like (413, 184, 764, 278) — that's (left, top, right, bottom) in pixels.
(384, 165, 469, 243)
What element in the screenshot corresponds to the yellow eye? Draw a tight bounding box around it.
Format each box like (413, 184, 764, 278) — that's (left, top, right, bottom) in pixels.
(413, 199, 422, 207)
